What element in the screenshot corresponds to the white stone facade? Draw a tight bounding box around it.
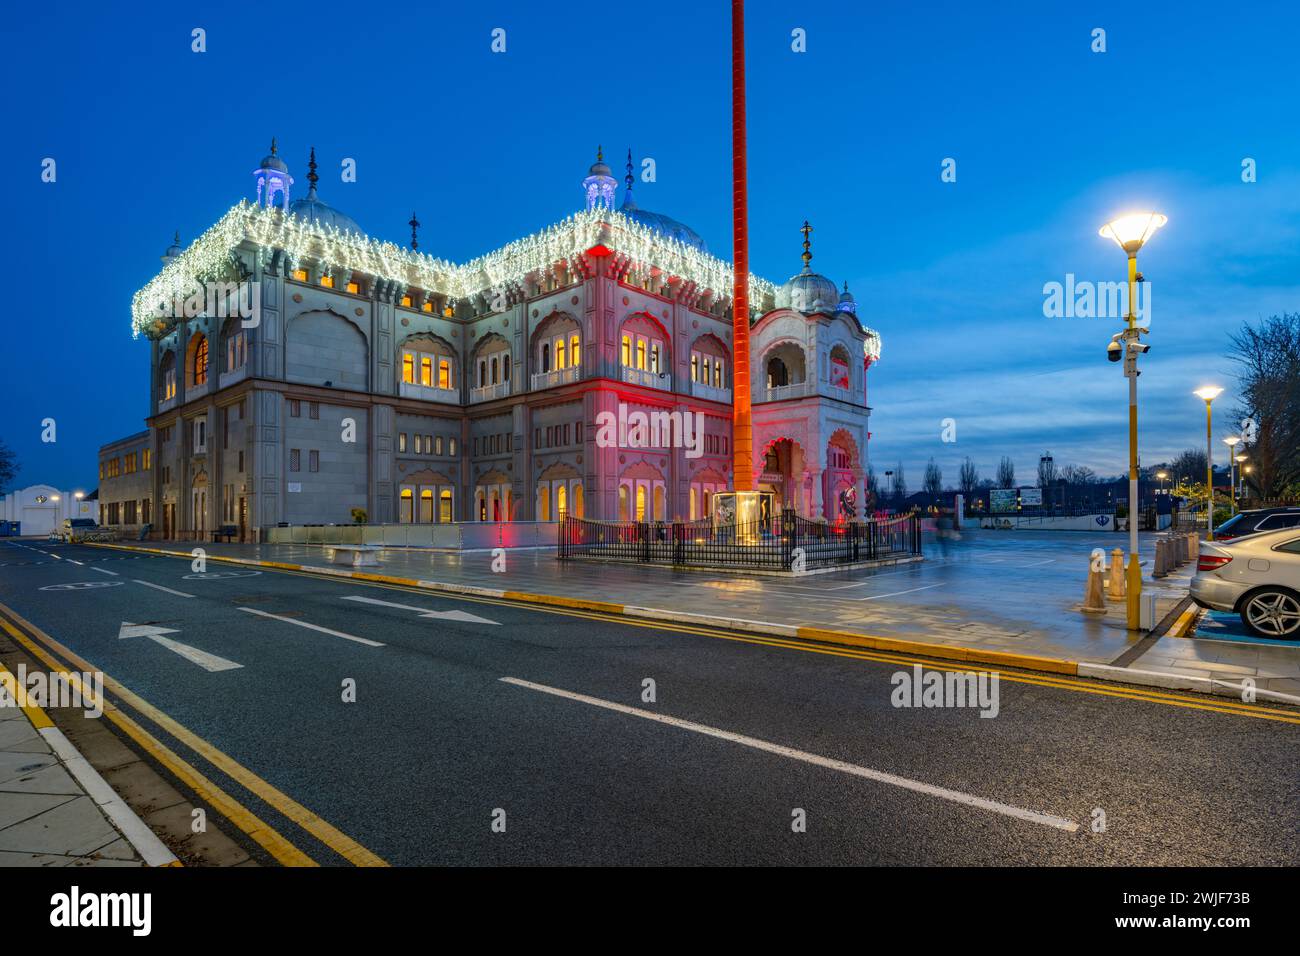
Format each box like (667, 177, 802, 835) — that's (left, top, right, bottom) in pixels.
(97, 148, 881, 540)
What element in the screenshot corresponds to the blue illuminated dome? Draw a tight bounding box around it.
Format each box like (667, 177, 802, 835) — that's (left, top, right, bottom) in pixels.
(618, 149, 708, 252)
(288, 145, 362, 235)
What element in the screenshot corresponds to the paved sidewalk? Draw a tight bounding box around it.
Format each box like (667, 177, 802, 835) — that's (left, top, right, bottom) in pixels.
(95, 529, 1300, 700)
(0, 665, 175, 867)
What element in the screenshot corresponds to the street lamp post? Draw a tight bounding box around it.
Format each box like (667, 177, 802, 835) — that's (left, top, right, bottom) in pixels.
(1234, 453, 1248, 506)
(1194, 386, 1223, 540)
(1100, 211, 1166, 630)
(1223, 436, 1240, 514)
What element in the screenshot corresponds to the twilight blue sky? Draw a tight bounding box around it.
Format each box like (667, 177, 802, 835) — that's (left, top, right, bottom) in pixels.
(4, 0, 1299, 493)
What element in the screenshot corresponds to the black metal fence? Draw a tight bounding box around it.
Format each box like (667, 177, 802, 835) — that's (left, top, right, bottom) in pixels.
(558, 510, 921, 571)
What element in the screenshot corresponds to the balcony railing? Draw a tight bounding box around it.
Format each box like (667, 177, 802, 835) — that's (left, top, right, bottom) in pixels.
(469, 381, 511, 403)
(621, 366, 670, 390)
(824, 383, 857, 404)
(690, 379, 732, 403)
(218, 365, 248, 391)
(400, 380, 460, 404)
(762, 381, 811, 402)
(532, 366, 581, 391)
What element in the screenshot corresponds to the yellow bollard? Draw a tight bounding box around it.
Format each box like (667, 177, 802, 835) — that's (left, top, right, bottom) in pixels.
(1125, 552, 1142, 630)
(1082, 550, 1107, 614)
(1107, 547, 1126, 600)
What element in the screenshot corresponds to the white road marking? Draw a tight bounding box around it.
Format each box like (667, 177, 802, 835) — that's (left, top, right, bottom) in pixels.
(237, 607, 385, 647)
(133, 579, 195, 598)
(1014, 558, 1057, 568)
(855, 584, 944, 601)
(341, 594, 500, 625)
(117, 621, 242, 672)
(89, 565, 119, 576)
(67, 560, 84, 566)
(39, 725, 179, 866)
(501, 677, 1079, 833)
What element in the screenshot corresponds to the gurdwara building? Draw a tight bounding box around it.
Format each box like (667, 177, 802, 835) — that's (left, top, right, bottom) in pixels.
(96, 143, 881, 541)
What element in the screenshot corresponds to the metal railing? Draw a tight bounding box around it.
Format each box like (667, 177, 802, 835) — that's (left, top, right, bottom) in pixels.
(558, 510, 921, 570)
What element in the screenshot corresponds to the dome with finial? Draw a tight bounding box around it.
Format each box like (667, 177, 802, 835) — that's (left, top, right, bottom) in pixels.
(164, 231, 183, 259)
(617, 149, 708, 252)
(288, 146, 362, 235)
(258, 138, 288, 173)
(836, 281, 856, 314)
(588, 145, 612, 178)
(777, 221, 838, 313)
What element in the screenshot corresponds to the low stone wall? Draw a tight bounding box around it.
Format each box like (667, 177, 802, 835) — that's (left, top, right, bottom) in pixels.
(264, 522, 560, 549)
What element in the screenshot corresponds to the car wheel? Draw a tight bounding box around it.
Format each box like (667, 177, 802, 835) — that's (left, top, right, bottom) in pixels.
(1240, 589, 1300, 639)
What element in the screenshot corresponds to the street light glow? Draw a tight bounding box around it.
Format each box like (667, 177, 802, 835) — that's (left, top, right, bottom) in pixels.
(1194, 386, 1223, 402)
(1099, 212, 1168, 254)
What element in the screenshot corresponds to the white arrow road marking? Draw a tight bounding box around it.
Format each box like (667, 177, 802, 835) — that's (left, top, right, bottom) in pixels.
(341, 594, 500, 625)
(237, 607, 385, 646)
(500, 677, 1080, 833)
(117, 621, 242, 672)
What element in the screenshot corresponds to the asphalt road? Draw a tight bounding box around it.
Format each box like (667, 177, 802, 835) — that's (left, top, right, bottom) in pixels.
(1, 539, 1297, 866)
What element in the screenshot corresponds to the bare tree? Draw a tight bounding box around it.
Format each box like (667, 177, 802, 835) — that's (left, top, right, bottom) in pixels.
(959, 457, 979, 496)
(1169, 448, 1209, 486)
(890, 463, 908, 503)
(1230, 313, 1300, 499)
(996, 456, 1016, 488)
(1037, 453, 1056, 489)
(924, 458, 943, 497)
(0, 439, 16, 494)
(1060, 464, 1097, 485)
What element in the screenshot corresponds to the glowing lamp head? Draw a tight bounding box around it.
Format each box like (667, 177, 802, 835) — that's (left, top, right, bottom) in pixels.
(1156, 471, 1167, 480)
(1194, 386, 1223, 403)
(1099, 212, 1168, 255)
(1223, 436, 1240, 448)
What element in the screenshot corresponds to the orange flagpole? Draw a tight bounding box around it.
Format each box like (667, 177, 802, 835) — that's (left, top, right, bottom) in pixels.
(730, 0, 754, 492)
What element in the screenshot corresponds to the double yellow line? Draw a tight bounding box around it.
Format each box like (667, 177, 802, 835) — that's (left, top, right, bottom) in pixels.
(0, 602, 387, 867)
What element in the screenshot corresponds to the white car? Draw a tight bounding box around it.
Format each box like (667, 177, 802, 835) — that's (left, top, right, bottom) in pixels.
(1191, 527, 1300, 639)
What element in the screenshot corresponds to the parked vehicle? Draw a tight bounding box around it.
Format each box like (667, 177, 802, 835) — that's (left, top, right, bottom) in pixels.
(1191, 527, 1300, 638)
(59, 518, 100, 543)
(1213, 506, 1300, 541)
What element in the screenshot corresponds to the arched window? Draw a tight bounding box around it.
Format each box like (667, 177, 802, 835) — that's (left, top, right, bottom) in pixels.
(619, 314, 668, 377)
(192, 335, 209, 386)
(159, 352, 177, 401)
(767, 357, 788, 388)
(829, 344, 852, 389)
(541, 343, 551, 373)
(400, 337, 455, 391)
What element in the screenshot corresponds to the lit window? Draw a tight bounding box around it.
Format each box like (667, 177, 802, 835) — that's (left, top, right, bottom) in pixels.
(692, 354, 700, 382)
(291, 269, 308, 282)
(402, 353, 414, 383)
(570, 334, 580, 367)
(555, 338, 567, 370)
(401, 295, 412, 307)
(193, 335, 208, 385)
(143, 449, 151, 470)
(420, 356, 433, 387)
(438, 359, 451, 390)
(422, 301, 434, 312)
(346, 281, 360, 295)
(398, 433, 407, 453)
(636, 339, 646, 370)
(621, 335, 631, 366)
(320, 275, 334, 289)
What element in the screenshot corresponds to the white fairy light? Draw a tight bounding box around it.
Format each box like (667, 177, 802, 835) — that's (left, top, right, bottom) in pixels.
(132, 204, 778, 337)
